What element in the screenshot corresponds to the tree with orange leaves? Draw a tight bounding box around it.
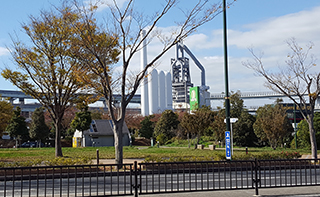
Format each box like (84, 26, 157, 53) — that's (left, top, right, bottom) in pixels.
(1, 6, 116, 157)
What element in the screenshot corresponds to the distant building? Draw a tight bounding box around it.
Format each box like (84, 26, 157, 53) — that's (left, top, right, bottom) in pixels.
(1, 131, 10, 140)
(73, 120, 131, 147)
(280, 103, 310, 123)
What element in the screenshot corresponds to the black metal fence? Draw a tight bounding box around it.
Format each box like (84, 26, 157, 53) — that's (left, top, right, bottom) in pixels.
(0, 159, 319, 197)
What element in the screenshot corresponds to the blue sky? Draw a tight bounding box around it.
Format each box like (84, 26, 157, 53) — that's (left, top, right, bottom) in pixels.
(1, 0, 320, 107)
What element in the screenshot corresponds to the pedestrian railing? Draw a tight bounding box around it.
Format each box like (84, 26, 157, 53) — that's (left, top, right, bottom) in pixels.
(0, 164, 134, 197)
(0, 159, 319, 197)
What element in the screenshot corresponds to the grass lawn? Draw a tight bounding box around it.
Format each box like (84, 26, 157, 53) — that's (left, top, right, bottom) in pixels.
(0, 146, 311, 164)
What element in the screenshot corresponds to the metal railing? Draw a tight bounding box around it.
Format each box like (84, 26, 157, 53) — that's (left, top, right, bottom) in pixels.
(138, 160, 255, 194)
(0, 164, 134, 197)
(0, 159, 319, 197)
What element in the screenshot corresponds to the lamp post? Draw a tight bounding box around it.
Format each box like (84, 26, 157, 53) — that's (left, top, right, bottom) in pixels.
(223, 0, 231, 160)
(223, 0, 230, 132)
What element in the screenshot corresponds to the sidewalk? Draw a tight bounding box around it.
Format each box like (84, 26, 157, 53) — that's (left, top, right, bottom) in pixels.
(92, 154, 318, 165)
(139, 186, 320, 197)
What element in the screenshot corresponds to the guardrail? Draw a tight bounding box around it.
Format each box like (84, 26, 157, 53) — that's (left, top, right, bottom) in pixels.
(0, 159, 319, 197)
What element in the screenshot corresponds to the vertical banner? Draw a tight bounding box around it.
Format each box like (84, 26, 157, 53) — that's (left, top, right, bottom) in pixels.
(225, 131, 231, 160)
(189, 86, 199, 111)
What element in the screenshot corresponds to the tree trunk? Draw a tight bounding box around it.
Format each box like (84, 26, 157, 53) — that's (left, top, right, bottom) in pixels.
(308, 121, 318, 159)
(114, 120, 124, 167)
(187, 133, 190, 148)
(194, 135, 199, 149)
(55, 121, 63, 157)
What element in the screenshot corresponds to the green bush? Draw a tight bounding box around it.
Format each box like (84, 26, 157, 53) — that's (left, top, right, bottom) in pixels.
(143, 150, 301, 163)
(156, 133, 168, 145)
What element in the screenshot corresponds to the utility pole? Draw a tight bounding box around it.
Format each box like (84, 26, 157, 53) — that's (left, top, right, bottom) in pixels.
(223, 0, 230, 132)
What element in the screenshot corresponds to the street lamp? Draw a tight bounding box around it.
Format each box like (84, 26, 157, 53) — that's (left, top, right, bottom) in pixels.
(223, 0, 231, 160)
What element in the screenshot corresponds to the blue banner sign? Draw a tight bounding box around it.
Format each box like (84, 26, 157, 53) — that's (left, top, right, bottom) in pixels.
(225, 131, 231, 160)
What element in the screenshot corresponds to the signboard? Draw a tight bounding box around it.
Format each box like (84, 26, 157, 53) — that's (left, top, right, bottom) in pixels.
(189, 86, 199, 111)
(225, 131, 231, 160)
(224, 118, 238, 123)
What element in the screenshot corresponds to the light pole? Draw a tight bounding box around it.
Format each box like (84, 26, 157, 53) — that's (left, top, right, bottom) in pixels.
(223, 0, 231, 160)
(223, 0, 230, 132)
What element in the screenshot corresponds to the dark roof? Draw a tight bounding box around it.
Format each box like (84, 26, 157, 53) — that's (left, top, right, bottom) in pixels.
(84, 120, 129, 136)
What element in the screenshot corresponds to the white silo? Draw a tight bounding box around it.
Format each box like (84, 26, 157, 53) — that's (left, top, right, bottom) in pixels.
(165, 72, 173, 109)
(158, 70, 166, 112)
(148, 69, 159, 114)
(140, 30, 149, 116)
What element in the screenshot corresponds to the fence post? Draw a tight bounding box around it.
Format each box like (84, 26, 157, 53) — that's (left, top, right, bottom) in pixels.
(96, 149, 99, 165)
(253, 158, 260, 196)
(133, 161, 140, 197)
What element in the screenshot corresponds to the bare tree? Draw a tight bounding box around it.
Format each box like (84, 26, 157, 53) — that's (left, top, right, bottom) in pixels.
(243, 38, 320, 159)
(72, 0, 235, 166)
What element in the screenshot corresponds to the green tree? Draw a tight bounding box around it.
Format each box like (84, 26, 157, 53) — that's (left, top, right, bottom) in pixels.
(29, 107, 50, 146)
(180, 106, 215, 148)
(6, 107, 29, 142)
(228, 91, 258, 147)
(233, 111, 257, 147)
(229, 91, 244, 118)
(0, 98, 14, 136)
(192, 107, 215, 148)
(211, 109, 226, 145)
(1, 6, 99, 157)
(139, 115, 155, 139)
(180, 112, 197, 148)
(244, 38, 320, 158)
(253, 104, 293, 149)
(70, 105, 92, 146)
(219, 91, 257, 147)
(154, 110, 179, 145)
(296, 112, 320, 149)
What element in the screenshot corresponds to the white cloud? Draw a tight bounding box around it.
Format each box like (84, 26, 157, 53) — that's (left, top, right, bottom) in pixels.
(230, 6, 320, 50)
(0, 47, 9, 56)
(109, 5, 320, 98)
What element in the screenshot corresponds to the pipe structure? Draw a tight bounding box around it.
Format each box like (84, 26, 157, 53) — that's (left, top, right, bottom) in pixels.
(165, 72, 173, 109)
(148, 69, 159, 115)
(158, 71, 166, 112)
(140, 30, 149, 116)
(178, 42, 209, 91)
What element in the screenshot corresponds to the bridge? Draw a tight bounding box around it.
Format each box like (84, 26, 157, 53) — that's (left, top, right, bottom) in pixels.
(210, 91, 306, 100)
(0, 90, 141, 104)
(1, 90, 319, 112)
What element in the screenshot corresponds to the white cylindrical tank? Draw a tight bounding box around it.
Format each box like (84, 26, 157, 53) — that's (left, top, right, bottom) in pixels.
(140, 30, 149, 116)
(148, 69, 159, 114)
(165, 72, 172, 109)
(158, 71, 166, 112)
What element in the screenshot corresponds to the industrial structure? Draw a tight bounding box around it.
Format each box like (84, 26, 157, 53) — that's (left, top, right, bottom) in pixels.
(140, 30, 173, 116)
(171, 41, 210, 110)
(140, 30, 211, 115)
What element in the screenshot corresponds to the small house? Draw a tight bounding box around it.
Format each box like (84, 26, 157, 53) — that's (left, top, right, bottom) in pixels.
(73, 120, 131, 147)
